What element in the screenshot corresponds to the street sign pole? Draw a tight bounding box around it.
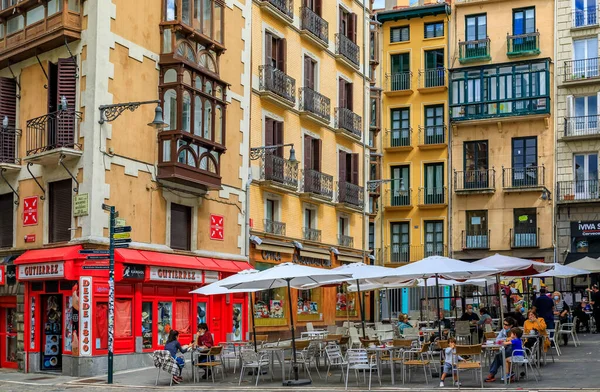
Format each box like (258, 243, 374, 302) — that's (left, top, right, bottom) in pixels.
(107, 205, 115, 384)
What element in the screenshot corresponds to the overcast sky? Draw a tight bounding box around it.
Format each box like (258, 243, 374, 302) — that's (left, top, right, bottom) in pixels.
(374, 0, 384, 7)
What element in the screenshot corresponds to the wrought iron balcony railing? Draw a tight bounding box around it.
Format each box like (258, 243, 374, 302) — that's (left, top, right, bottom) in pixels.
(303, 227, 322, 242)
(26, 109, 82, 156)
(335, 33, 360, 66)
(385, 71, 412, 91)
(385, 128, 412, 148)
(418, 187, 447, 205)
(458, 37, 491, 63)
(336, 181, 364, 208)
(462, 230, 490, 250)
(502, 166, 545, 188)
(564, 115, 600, 137)
(418, 68, 446, 88)
(302, 169, 334, 200)
(557, 179, 600, 203)
(385, 244, 448, 263)
(338, 234, 354, 248)
(264, 219, 286, 236)
(259, 64, 296, 104)
(0, 127, 20, 164)
(563, 57, 600, 82)
(335, 107, 362, 138)
(511, 227, 539, 248)
(260, 153, 298, 189)
(507, 31, 540, 57)
(300, 6, 328, 44)
(262, 0, 294, 20)
(386, 186, 412, 207)
(299, 87, 331, 122)
(573, 5, 598, 28)
(454, 169, 496, 191)
(418, 125, 446, 145)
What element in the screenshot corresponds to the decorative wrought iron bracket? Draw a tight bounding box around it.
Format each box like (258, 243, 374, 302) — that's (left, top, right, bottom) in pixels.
(366, 179, 393, 192)
(0, 168, 19, 205)
(35, 52, 49, 89)
(59, 155, 79, 193)
(98, 100, 161, 124)
(250, 143, 295, 161)
(63, 37, 79, 78)
(7, 63, 21, 99)
(26, 162, 46, 200)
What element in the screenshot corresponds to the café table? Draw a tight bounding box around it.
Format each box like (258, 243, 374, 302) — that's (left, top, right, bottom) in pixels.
(482, 342, 507, 385)
(366, 345, 399, 385)
(259, 346, 287, 382)
(301, 331, 328, 340)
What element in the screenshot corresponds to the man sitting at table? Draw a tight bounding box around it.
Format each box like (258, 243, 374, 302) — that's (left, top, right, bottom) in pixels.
(429, 310, 451, 342)
(573, 299, 591, 333)
(484, 318, 517, 382)
(460, 305, 480, 324)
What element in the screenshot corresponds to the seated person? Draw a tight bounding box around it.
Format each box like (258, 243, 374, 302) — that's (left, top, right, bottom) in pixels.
(523, 309, 550, 352)
(397, 314, 413, 335)
(460, 305, 480, 325)
(192, 322, 215, 379)
(164, 330, 189, 384)
(504, 328, 524, 382)
(430, 310, 451, 342)
(485, 322, 518, 383)
(496, 317, 517, 343)
(573, 300, 591, 333)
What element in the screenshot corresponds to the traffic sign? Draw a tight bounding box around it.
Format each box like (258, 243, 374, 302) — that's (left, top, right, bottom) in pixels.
(87, 255, 109, 260)
(102, 203, 111, 211)
(114, 244, 130, 249)
(114, 238, 132, 244)
(114, 226, 132, 233)
(112, 232, 131, 240)
(79, 250, 110, 255)
(83, 265, 110, 270)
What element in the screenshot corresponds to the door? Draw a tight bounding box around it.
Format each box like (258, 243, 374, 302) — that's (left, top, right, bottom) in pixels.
(210, 296, 223, 344)
(573, 37, 598, 78)
(574, 95, 598, 134)
(0, 305, 17, 368)
(465, 210, 488, 249)
(424, 105, 444, 144)
(424, 221, 444, 256)
(512, 8, 535, 52)
(424, 163, 444, 204)
(513, 208, 537, 247)
(390, 108, 410, 147)
(512, 137, 537, 187)
(424, 49, 444, 87)
(390, 222, 409, 262)
(390, 53, 409, 90)
(465, 14, 487, 57)
(574, 153, 599, 200)
(391, 165, 410, 206)
(41, 294, 63, 371)
(463, 141, 488, 188)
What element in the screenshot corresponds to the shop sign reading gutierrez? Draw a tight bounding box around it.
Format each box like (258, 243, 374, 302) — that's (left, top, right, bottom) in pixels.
(18, 262, 65, 280)
(149, 267, 203, 283)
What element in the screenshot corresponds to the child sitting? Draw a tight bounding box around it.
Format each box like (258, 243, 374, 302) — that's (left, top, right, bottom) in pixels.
(440, 338, 463, 387)
(504, 327, 524, 382)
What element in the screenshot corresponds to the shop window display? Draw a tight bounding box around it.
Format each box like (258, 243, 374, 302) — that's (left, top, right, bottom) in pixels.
(232, 303, 242, 341)
(142, 302, 153, 349)
(297, 289, 321, 321)
(197, 302, 207, 324)
(255, 289, 285, 319)
(336, 284, 357, 317)
(175, 301, 191, 334)
(158, 302, 173, 346)
(95, 302, 108, 349)
(115, 299, 132, 338)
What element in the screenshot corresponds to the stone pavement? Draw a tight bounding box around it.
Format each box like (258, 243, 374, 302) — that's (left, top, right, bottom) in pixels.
(1, 333, 599, 391)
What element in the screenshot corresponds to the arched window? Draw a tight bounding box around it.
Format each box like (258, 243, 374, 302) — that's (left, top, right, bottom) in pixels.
(178, 146, 197, 167)
(195, 76, 202, 89)
(163, 89, 178, 130)
(214, 105, 223, 144)
(204, 81, 212, 95)
(182, 71, 192, 86)
(199, 153, 218, 174)
(182, 91, 191, 132)
(176, 41, 196, 63)
(198, 52, 217, 74)
(203, 100, 212, 140)
(164, 69, 177, 83)
(194, 96, 202, 136)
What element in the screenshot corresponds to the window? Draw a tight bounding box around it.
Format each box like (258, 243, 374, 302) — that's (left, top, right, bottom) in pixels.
(6, 15, 23, 35)
(391, 165, 410, 207)
(265, 198, 281, 234)
(465, 14, 486, 41)
(157, 301, 173, 345)
(370, 96, 380, 129)
(424, 105, 444, 144)
(254, 283, 286, 320)
(47, 0, 62, 15)
(49, 180, 72, 243)
(115, 299, 132, 338)
(390, 26, 409, 43)
(463, 141, 489, 188)
(297, 288, 321, 318)
(571, 95, 599, 134)
(303, 55, 317, 90)
(424, 163, 444, 204)
(26, 6, 44, 26)
(424, 49, 444, 87)
(390, 108, 410, 148)
(265, 32, 286, 72)
(424, 22, 444, 38)
(305, 0, 322, 15)
(511, 137, 537, 187)
(574, 0, 597, 27)
(424, 221, 444, 256)
(0, 23, 3, 39)
(336, 284, 357, 316)
(513, 208, 537, 247)
(0, 193, 13, 248)
(0, 77, 17, 160)
(338, 151, 359, 185)
(264, 118, 284, 181)
(164, 0, 224, 44)
(175, 300, 191, 334)
(304, 208, 316, 230)
(573, 37, 598, 78)
(142, 302, 153, 349)
(338, 217, 349, 237)
(390, 222, 409, 262)
(368, 222, 375, 251)
(513, 7, 535, 35)
(47, 57, 77, 115)
(303, 135, 322, 172)
(465, 211, 488, 248)
(574, 153, 599, 199)
(339, 8, 357, 43)
(170, 203, 192, 250)
(390, 53, 410, 90)
(338, 78, 353, 110)
(165, 0, 176, 21)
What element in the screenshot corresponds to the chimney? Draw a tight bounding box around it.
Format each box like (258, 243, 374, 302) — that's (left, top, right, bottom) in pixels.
(385, 0, 410, 9)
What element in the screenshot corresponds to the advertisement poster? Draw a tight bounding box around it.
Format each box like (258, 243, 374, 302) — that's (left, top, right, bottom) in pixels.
(269, 300, 284, 318)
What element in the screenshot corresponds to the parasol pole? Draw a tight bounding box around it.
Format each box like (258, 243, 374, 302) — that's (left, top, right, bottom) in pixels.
(435, 274, 443, 378)
(388, 288, 392, 324)
(496, 274, 505, 322)
(250, 293, 257, 352)
(424, 277, 429, 324)
(283, 279, 310, 386)
(356, 279, 367, 338)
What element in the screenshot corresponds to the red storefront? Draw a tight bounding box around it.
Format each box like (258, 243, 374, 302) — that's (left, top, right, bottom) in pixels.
(14, 245, 250, 376)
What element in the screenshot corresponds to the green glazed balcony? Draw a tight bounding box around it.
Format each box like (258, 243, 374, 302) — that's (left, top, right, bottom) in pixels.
(507, 32, 540, 57)
(458, 37, 491, 64)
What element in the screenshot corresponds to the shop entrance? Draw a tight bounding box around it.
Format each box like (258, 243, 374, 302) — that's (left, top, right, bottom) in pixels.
(0, 298, 17, 369)
(40, 294, 63, 371)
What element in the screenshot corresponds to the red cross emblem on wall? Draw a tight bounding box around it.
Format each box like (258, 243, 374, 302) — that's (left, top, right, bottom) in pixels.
(210, 214, 224, 241)
(23, 196, 38, 226)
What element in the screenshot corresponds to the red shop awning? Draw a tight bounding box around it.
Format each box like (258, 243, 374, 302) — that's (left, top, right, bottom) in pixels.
(14, 245, 84, 264)
(115, 249, 251, 272)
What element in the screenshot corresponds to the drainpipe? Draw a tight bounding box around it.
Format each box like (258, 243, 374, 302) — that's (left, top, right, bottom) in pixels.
(362, 0, 370, 321)
(446, 4, 452, 259)
(552, 0, 558, 264)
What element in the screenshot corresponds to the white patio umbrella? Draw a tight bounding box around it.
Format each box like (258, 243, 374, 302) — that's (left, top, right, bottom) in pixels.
(568, 256, 600, 273)
(223, 262, 353, 386)
(532, 263, 590, 278)
(417, 277, 494, 287)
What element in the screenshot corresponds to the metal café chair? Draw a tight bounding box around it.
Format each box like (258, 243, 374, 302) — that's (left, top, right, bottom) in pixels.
(345, 348, 381, 391)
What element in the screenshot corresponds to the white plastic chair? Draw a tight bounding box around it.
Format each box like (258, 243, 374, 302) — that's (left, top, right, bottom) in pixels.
(557, 318, 579, 347)
(349, 327, 361, 348)
(345, 349, 381, 390)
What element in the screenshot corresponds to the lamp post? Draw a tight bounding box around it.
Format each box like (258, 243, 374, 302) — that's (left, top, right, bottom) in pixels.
(249, 143, 297, 162)
(98, 100, 168, 129)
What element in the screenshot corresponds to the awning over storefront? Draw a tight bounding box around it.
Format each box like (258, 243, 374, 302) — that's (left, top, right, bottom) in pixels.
(115, 249, 251, 272)
(300, 245, 331, 260)
(337, 251, 364, 263)
(254, 238, 295, 254)
(14, 245, 83, 264)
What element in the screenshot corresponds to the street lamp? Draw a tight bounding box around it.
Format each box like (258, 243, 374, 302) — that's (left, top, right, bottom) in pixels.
(366, 178, 395, 192)
(250, 143, 297, 163)
(98, 100, 168, 129)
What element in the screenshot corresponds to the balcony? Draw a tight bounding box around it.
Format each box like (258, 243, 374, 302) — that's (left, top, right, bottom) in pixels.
(264, 219, 286, 236)
(510, 227, 539, 248)
(502, 166, 545, 191)
(418, 187, 447, 207)
(335, 107, 362, 141)
(573, 6, 598, 28)
(384, 244, 448, 264)
(563, 115, 600, 140)
(418, 125, 446, 148)
(384, 187, 412, 210)
(417, 69, 447, 92)
(384, 72, 413, 96)
(462, 230, 490, 250)
(384, 128, 412, 151)
(0, 127, 21, 171)
(25, 109, 82, 165)
(563, 57, 600, 83)
(338, 234, 354, 248)
(299, 87, 331, 126)
(557, 179, 600, 204)
(335, 33, 360, 69)
(454, 169, 496, 194)
(300, 6, 328, 48)
(258, 153, 298, 192)
(336, 181, 364, 211)
(259, 65, 296, 109)
(507, 32, 540, 57)
(303, 227, 322, 242)
(0, 1, 82, 68)
(458, 38, 491, 64)
(258, 0, 294, 24)
(300, 169, 334, 202)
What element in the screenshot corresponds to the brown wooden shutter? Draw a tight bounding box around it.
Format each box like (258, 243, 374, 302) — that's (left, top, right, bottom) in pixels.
(315, 0, 322, 16)
(0, 77, 17, 163)
(339, 151, 347, 182)
(265, 32, 273, 66)
(338, 78, 346, 108)
(49, 179, 72, 243)
(47, 61, 58, 113)
(347, 82, 353, 111)
(265, 118, 274, 146)
(275, 121, 284, 157)
(277, 38, 286, 72)
(314, 138, 322, 171)
(0, 193, 13, 248)
(170, 203, 191, 250)
(303, 56, 311, 89)
(339, 8, 344, 35)
(304, 134, 312, 171)
(57, 57, 78, 148)
(352, 153, 359, 184)
(351, 13, 358, 43)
